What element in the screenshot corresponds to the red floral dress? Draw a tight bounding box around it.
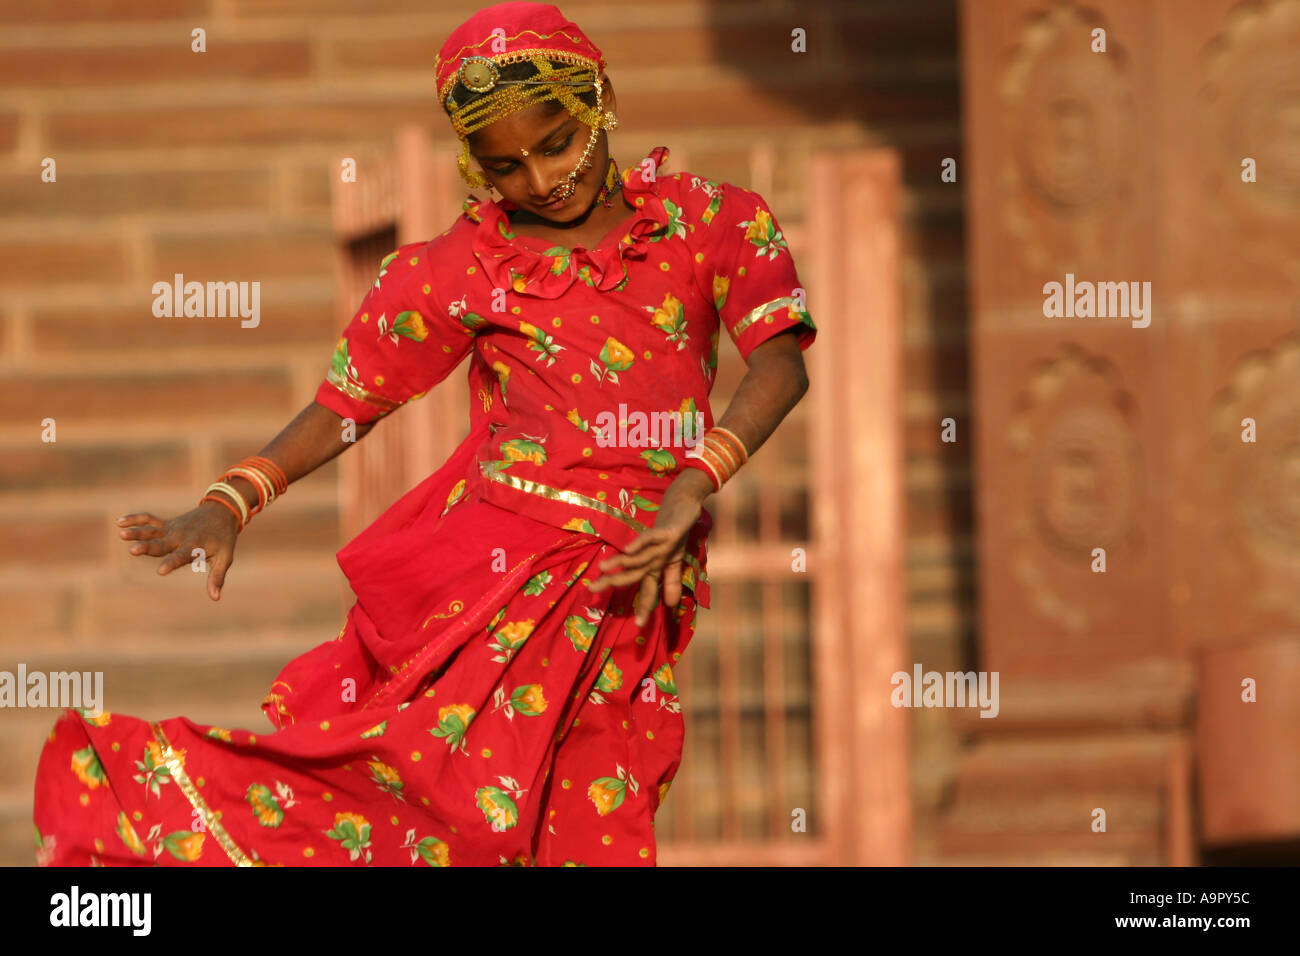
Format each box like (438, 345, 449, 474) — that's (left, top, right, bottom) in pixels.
(32, 146, 816, 867)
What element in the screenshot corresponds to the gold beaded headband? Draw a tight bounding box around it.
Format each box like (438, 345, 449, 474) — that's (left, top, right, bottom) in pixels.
(441, 52, 608, 189)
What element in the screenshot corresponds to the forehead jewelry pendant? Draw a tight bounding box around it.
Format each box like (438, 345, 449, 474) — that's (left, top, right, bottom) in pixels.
(459, 55, 499, 93)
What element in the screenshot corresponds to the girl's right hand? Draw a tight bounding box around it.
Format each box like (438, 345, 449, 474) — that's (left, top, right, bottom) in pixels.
(116, 502, 240, 601)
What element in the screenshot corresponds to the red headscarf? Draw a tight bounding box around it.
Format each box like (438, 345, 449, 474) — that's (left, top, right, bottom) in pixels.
(434, 2, 606, 108)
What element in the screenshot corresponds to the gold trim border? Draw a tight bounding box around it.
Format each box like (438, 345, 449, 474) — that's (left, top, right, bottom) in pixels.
(480, 468, 708, 585)
(151, 722, 254, 867)
(325, 368, 402, 412)
(732, 296, 795, 338)
(481, 467, 648, 532)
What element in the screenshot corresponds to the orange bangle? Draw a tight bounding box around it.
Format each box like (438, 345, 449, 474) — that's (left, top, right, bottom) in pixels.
(245, 456, 288, 494)
(710, 426, 749, 464)
(201, 493, 245, 531)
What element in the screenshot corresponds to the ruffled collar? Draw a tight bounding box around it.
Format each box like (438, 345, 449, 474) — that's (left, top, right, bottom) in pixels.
(467, 146, 672, 300)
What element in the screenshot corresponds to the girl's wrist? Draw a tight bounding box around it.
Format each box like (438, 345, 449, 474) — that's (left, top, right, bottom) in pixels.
(674, 466, 716, 503)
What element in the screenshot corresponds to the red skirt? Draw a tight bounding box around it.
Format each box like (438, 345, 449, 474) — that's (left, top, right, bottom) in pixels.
(32, 424, 700, 867)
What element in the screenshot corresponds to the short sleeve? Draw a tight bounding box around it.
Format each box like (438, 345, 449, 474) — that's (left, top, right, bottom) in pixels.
(685, 180, 817, 362)
(314, 240, 476, 424)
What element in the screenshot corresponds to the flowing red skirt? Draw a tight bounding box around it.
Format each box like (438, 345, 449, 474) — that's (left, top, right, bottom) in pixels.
(32, 423, 698, 867)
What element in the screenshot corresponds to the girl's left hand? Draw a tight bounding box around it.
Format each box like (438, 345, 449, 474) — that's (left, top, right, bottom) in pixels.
(588, 470, 712, 626)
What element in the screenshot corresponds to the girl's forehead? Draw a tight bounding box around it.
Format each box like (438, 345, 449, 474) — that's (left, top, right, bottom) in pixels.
(469, 103, 568, 149)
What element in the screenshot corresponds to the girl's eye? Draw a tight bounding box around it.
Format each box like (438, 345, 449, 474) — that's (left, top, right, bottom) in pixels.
(544, 135, 574, 156)
(484, 133, 573, 174)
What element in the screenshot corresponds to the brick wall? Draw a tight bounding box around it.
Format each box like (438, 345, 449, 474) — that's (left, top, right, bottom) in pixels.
(0, 0, 966, 865)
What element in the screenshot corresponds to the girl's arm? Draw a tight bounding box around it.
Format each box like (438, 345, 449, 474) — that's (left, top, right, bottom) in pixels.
(703, 327, 811, 468)
(590, 328, 811, 622)
(217, 401, 377, 513)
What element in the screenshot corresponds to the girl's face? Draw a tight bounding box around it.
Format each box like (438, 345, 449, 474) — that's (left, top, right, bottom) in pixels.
(467, 81, 615, 223)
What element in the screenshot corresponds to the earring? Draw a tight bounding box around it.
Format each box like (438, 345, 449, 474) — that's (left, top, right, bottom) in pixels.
(603, 111, 619, 131)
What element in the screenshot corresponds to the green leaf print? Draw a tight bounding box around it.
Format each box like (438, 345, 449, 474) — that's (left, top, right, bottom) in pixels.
(330, 337, 363, 388)
(373, 250, 400, 289)
(132, 743, 173, 799)
(162, 831, 204, 862)
(650, 199, 687, 242)
(654, 662, 678, 696)
(523, 570, 553, 596)
(595, 650, 624, 694)
(429, 707, 475, 754)
(542, 245, 572, 276)
(325, 813, 373, 864)
(739, 208, 789, 260)
(564, 614, 598, 653)
(476, 786, 520, 831)
(415, 835, 449, 866)
(245, 783, 286, 828)
(499, 437, 547, 466)
(509, 683, 548, 717)
(71, 744, 106, 789)
(360, 720, 388, 739)
(640, 448, 676, 475)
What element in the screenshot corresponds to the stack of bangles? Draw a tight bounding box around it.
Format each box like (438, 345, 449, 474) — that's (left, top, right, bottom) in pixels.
(683, 426, 749, 492)
(199, 456, 288, 532)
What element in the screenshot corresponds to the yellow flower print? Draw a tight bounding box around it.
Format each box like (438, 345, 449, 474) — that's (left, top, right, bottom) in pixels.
(519, 319, 565, 366)
(476, 785, 520, 831)
(71, 745, 105, 789)
(744, 207, 771, 242)
(739, 206, 788, 260)
(377, 310, 428, 345)
(645, 291, 689, 350)
(402, 830, 451, 866)
(488, 618, 535, 664)
(565, 408, 589, 432)
(589, 767, 637, 814)
(512, 683, 548, 717)
(498, 620, 534, 643)
(116, 812, 146, 856)
(593, 336, 634, 385)
(163, 831, 205, 862)
(562, 516, 598, 535)
(713, 274, 730, 311)
(444, 478, 467, 512)
(79, 709, 112, 727)
(325, 811, 373, 863)
(603, 336, 634, 367)
(366, 759, 406, 800)
(588, 778, 622, 815)
(500, 437, 547, 465)
(245, 783, 286, 828)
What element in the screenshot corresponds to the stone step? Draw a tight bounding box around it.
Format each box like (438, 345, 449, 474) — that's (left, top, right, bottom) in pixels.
(0, 548, 351, 647)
